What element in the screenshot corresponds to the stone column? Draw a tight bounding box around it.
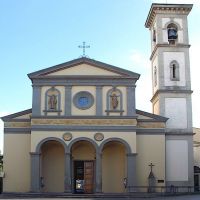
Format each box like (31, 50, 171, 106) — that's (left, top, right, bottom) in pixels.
(32, 86, 41, 116)
(64, 152, 71, 193)
(127, 153, 137, 192)
(65, 86, 72, 116)
(95, 152, 102, 193)
(127, 86, 136, 116)
(30, 153, 40, 192)
(96, 86, 103, 116)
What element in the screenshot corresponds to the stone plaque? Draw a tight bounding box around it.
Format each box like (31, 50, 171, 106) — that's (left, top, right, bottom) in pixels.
(94, 133, 104, 141)
(63, 132, 72, 141)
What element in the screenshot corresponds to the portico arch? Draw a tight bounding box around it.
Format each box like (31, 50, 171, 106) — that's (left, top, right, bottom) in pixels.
(36, 137, 68, 153)
(100, 137, 136, 193)
(31, 137, 68, 193)
(68, 137, 99, 153)
(69, 137, 98, 194)
(99, 137, 132, 154)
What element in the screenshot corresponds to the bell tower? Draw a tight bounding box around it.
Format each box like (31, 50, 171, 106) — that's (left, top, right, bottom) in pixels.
(145, 4, 194, 187)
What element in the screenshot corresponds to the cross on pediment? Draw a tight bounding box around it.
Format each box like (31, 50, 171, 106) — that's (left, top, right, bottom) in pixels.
(78, 41, 90, 57)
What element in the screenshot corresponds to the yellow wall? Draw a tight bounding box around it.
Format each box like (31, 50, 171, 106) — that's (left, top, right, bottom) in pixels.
(46, 64, 120, 76)
(3, 134, 31, 192)
(102, 142, 126, 193)
(41, 141, 65, 192)
(136, 135, 165, 191)
(72, 141, 95, 160)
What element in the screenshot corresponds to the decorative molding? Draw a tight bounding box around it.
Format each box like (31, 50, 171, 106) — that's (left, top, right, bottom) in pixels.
(32, 79, 137, 87)
(150, 44, 191, 61)
(63, 132, 73, 141)
(151, 89, 193, 103)
(31, 115, 138, 119)
(94, 133, 104, 141)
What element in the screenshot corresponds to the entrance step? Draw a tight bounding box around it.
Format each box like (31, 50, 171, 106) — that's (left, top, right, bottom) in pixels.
(0, 192, 165, 199)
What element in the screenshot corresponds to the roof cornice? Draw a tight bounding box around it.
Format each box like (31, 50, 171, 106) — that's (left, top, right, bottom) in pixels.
(145, 3, 193, 28)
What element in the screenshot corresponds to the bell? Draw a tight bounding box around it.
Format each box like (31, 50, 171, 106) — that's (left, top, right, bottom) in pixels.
(168, 28, 178, 40)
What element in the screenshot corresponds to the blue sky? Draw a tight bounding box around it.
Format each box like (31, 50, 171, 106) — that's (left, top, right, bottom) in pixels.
(0, 0, 200, 153)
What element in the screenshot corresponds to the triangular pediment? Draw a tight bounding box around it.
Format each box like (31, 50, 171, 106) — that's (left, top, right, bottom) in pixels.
(28, 57, 140, 79)
(46, 63, 121, 76)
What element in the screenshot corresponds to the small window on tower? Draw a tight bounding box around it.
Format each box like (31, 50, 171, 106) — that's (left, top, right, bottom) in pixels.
(153, 29, 156, 42)
(170, 61, 179, 81)
(154, 66, 157, 86)
(167, 23, 178, 45)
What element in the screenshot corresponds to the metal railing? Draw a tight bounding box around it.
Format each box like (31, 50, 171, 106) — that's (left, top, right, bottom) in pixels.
(126, 185, 200, 194)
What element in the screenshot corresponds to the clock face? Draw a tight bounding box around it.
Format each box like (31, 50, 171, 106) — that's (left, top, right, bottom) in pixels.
(73, 91, 94, 110)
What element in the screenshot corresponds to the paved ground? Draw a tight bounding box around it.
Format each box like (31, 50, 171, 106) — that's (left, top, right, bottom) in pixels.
(1, 195, 200, 200)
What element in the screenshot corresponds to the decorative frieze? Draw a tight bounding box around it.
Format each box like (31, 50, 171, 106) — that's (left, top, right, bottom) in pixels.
(31, 118, 137, 126)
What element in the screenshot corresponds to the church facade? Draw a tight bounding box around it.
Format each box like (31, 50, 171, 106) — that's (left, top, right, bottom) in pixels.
(2, 4, 194, 194)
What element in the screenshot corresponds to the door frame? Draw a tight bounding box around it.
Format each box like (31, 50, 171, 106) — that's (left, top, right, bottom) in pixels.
(72, 160, 95, 193)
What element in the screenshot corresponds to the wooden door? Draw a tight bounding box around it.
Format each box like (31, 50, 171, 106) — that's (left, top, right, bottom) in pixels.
(84, 161, 94, 193)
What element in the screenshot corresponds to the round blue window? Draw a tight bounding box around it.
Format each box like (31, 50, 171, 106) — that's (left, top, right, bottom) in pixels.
(73, 91, 94, 110)
(78, 97, 89, 107)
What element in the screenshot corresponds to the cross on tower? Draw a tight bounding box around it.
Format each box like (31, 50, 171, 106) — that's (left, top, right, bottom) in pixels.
(78, 42, 90, 57)
(149, 163, 155, 173)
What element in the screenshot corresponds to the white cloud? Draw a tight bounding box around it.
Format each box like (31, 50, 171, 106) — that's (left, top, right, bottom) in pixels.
(129, 50, 151, 71)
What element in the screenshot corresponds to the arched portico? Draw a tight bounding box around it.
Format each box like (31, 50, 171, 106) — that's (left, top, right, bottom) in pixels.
(31, 136, 136, 193)
(100, 138, 136, 193)
(31, 137, 68, 193)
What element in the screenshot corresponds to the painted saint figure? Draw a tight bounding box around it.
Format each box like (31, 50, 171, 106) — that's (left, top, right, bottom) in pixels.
(48, 95, 57, 110)
(110, 93, 119, 110)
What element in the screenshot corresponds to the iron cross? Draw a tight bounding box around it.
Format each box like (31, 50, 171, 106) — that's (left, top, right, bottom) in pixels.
(149, 163, 155, 172)
(78, 42, 90, 57)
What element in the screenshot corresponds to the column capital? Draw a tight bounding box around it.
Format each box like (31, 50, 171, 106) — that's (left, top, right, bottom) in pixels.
(127, 153, 137, 157)
(30, 152, 41, 156)
(65, 152, 71, 156)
